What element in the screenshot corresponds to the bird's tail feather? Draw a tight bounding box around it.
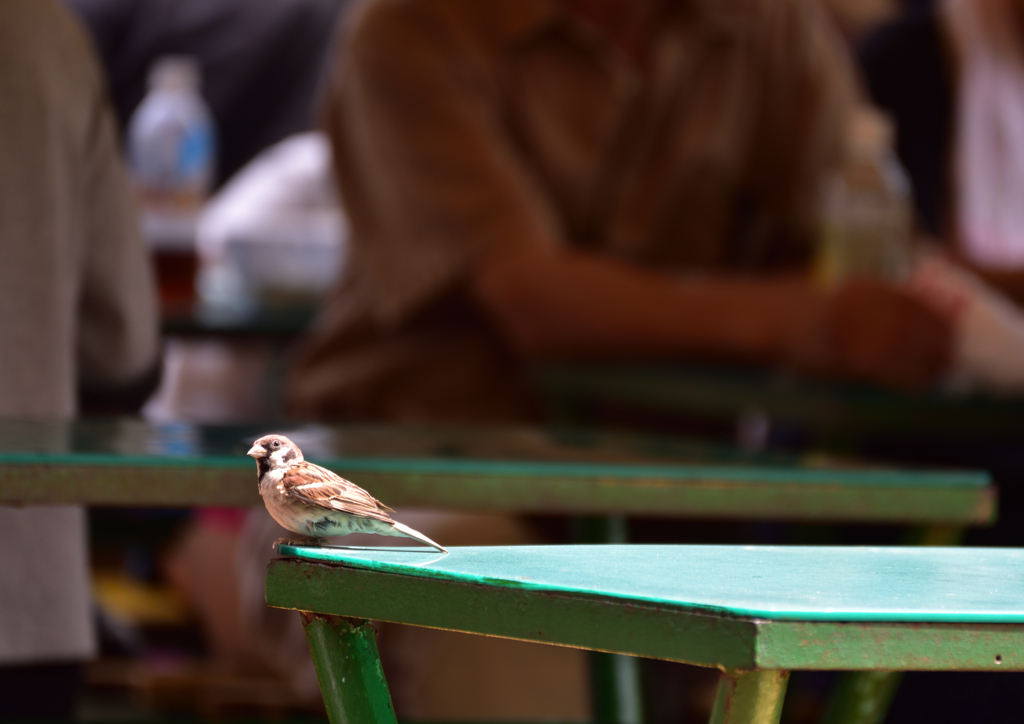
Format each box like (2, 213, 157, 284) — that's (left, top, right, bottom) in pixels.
(390, 521, 449, 553)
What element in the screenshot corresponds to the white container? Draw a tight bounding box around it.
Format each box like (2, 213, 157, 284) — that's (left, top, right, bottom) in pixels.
(127, 56, 216, 251)
(194, 133, 347, 320)
(818, 107, 913, 286)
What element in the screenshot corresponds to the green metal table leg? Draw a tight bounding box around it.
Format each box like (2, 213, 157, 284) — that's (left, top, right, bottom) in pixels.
(575, 516, 644, 724)
(590, 649, 644, 724)
(818, 525, 964, 724)
(301, 612, 398, 724)
(709, 670, 789, 724)
(903, 524, 966, 547)
(819, 671, 903, 724)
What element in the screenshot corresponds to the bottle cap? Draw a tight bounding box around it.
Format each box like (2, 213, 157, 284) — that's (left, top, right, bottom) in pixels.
(148, 55, 201, 91)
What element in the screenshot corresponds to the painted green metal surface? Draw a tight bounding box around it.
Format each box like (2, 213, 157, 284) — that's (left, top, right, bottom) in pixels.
(709, 670, 789, 724)
(754, 619, 1024, 670)
(267, 552, 762, 671)
(265, 546, 1024, 672)
(0, 420, 995, 524)
(819, 671, 903, 724)
(273, 544, 1024, 623)
(536, 363, 1024, 442)
(302, 614, 397, 724)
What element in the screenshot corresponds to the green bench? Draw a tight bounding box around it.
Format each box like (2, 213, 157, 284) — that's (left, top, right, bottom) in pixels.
(0, 420, 994, 526)
(266, 543, 1024, 724)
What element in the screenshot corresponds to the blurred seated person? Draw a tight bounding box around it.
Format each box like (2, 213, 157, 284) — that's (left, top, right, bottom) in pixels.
(859, 0, 1024, 296)
(64, 0, 349, 186)
(0, 0, 159, 717)
(288, 0, 954, 424)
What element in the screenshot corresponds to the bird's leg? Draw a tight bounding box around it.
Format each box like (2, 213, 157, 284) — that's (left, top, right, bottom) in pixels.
(271, 536, 310, 553)
(271, 535, 327, 550)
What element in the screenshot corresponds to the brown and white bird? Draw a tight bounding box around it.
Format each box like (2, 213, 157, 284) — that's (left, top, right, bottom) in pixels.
(247, 434, 448, 552)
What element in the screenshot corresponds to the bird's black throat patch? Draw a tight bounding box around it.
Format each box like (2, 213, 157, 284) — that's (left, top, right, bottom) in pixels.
(256, 457, 271, 479)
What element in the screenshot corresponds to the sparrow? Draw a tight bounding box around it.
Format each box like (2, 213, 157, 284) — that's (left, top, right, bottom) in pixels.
(247, 433, 448, 553)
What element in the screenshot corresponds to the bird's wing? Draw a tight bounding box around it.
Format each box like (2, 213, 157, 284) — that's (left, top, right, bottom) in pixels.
(281, 462, 394, 523)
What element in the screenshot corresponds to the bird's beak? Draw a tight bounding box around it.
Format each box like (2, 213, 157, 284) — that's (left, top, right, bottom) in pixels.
(247, 445, 264, 458)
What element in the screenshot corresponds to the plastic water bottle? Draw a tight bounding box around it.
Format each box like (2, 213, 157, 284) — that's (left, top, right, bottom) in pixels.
(127, 56, 216, 313)
(817, 107, 913, 287)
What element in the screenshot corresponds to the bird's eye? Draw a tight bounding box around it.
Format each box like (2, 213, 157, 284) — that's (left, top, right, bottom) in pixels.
(272, 440, 280, 448)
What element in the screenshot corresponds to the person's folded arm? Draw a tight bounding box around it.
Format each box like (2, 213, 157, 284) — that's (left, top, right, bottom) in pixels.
(472, 243, 954, 391)
(472, 243, 811, 363)
(963, 267, 1024, 308)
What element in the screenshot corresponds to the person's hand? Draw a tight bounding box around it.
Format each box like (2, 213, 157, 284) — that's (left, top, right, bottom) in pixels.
(783, 277, 954, 391)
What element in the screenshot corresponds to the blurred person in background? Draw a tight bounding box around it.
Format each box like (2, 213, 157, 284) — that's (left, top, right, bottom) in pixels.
(54, 0, 359, 710)
(288, 0, 954, 426)
(0, 0, 160, 717)
(821, 0, 900, 37)
(64, 0, 349, 187)
(860, 0, 1024, 293)
(281, 0, 952, 720)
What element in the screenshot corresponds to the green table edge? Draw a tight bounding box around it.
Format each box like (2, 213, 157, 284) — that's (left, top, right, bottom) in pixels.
(0, 452, 992, 486)
(273, 544, 1024, 624)
(0, 455, 995, 524)
(266, 554, 1024, 672)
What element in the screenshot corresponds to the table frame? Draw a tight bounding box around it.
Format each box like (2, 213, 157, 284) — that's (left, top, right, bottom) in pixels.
(0, 455, 995, 525)
(267, 554, 1024, 724)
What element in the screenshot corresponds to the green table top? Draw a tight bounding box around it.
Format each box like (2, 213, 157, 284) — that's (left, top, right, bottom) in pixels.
(536, 363, 1024, 443)
(267, 544, 1024, 671)
(276, 544, 1024, 624)
(0, 419, 994, 524)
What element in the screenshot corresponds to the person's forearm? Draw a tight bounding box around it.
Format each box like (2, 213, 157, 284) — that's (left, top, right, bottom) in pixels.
(967, 267, 1024, 308)
(472, 246, 818, 362)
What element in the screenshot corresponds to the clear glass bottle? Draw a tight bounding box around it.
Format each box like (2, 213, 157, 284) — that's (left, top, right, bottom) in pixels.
(817, 107, 913, 287)
(127, 56, 216, 313)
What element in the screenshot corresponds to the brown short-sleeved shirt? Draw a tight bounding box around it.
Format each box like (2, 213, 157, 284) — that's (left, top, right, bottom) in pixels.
(288, 0, 855, 422)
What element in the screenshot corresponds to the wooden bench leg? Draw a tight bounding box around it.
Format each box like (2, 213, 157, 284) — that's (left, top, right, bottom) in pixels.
(819, 671, 903, 724)
(709, 670, 789, 724)
(301, 612, 398, 724)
